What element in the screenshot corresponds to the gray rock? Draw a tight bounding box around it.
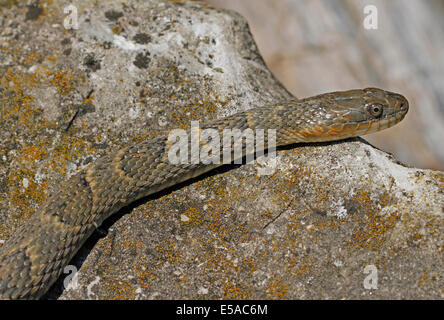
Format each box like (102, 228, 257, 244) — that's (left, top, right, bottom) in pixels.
(0, 1, 442, 299)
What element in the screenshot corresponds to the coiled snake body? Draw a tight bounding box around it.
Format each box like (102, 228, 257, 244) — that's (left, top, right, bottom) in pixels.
(0, 88, 408, 299)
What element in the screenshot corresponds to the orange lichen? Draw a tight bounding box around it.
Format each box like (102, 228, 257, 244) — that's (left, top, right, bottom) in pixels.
(418, 268, 440, 288)
(45, 68, 76, 95)
(155, 239, 184, 264)
(222, 280, 251, 299)
(180, 206, 203, 226)
(265, 276, 289, 299)
(346, 211, 400, 250)
(288, 255, 312, 276)
(134, 261, 156, 290)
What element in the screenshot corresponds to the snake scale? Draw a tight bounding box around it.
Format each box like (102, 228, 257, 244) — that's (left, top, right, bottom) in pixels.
(0, 88, 408, 299)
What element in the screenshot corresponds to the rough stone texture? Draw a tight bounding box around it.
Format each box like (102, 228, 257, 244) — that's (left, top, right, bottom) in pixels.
(0, 0, 442, 299)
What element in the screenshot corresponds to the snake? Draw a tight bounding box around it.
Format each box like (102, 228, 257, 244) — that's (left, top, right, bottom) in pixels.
(0, 87, 408, 299)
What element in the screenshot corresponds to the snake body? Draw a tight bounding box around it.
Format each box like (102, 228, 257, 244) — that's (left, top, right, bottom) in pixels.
(0, 88, 408, 299)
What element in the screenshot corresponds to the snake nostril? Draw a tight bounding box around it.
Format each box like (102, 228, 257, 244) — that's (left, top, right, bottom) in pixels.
(399, 100, 407, 110)
(399, 97, 409, 111)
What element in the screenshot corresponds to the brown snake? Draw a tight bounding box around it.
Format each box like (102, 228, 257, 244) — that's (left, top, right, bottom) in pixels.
(0, 88, 408, 299)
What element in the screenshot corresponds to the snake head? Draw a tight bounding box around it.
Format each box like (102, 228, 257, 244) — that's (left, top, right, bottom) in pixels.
(295, 87, 409, 142)
(343, 87, 408, 124)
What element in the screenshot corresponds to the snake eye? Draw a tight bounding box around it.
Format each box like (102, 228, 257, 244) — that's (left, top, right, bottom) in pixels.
(367, 103, 383, 118)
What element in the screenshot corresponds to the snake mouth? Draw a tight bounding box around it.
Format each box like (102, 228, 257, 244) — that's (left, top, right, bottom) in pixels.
(339, 112, 407, 137)
(296, 110, 408, 142)
(339, 112, 407, 138)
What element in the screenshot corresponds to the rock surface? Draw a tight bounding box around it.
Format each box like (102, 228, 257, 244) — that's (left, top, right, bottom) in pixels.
(0, 1, 442, 299)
